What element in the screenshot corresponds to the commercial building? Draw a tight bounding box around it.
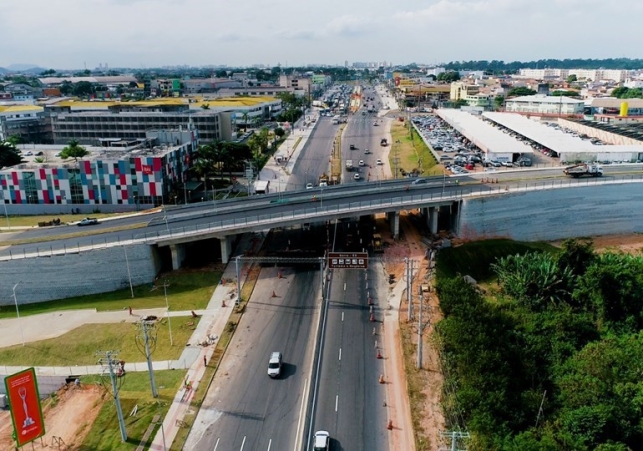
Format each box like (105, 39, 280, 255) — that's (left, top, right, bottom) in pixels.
(0, 104, 51, 143)
(517, 68, 629, 82)
(1, 129, 197, 207)
(505, 95, 584, 116)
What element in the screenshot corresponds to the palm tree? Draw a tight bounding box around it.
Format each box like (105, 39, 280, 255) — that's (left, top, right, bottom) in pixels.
(60, 139, 89, 163)
(241, 111, 249, 132)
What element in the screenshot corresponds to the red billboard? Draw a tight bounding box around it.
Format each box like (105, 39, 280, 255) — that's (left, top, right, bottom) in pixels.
(4, 368, 46, 446)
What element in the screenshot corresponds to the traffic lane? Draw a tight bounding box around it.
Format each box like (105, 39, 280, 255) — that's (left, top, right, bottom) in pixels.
(291, 117, 339, 189)
(191, 269, 320, 451)
(312, 269, 387, 451)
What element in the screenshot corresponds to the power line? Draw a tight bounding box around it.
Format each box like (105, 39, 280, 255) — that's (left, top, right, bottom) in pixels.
(97, 350, 127, 442)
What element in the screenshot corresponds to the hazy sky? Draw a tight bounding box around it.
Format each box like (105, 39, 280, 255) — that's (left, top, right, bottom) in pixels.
(2, 0, 641, 69)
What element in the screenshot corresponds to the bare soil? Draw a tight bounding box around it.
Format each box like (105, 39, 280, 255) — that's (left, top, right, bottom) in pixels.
(550, 233, 643, 254)
(0, 384, 104, 450)
(379, 212, 446, 451)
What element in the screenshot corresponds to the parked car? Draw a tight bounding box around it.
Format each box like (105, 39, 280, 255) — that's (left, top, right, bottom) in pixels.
(376, 159, 383, 165)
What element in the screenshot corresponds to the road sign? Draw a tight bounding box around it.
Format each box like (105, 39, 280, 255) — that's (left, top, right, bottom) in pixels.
(4, 368, 45, 447)
(328, 252, 368, 269)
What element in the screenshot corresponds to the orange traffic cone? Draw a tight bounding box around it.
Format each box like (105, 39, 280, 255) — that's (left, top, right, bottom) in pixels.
(221, 300, 226, 307)
(377, 349, 382, 359)
(370, 313, 375, 322)
(387, 420, 393, 430)
(271, 290, 277, 298)
(278, 271, 283, 279)
(379, 374, 385, 384)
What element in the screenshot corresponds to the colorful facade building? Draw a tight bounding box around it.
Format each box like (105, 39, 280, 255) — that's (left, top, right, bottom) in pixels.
(1, 129, 197, 206)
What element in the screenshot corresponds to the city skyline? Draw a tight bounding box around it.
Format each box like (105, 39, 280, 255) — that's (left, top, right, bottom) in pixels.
(2, 0, 642, 69)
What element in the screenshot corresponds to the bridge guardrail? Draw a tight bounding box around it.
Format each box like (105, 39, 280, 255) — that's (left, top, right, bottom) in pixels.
(2, 174, 643, 261)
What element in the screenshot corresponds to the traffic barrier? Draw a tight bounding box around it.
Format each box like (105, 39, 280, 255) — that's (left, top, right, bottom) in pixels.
(377, 349, 382, 359)
(370, 313, 375, 322)
(379, 374, 385, 384)
(221, 300, 226, 307)
(368, 296, 373, 305)
(278, 271, 283, 279)
(387, 420, 393, 430)
(271, 290, 277, 298)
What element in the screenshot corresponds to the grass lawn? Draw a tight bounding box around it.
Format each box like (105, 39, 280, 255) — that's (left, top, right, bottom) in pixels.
(390, 120, 442, 177)
(0, 270, 222, 319)
(0, 317, 199, 366)
(79, 370, 186, 451)
(436, 239, 558, 282)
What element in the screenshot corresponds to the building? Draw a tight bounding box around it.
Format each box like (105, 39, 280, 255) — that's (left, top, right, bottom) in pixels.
(0, 104, 51, 143)
(1, 129, 197, 207)
(505, 95, 584, 116)
(588, 98, 643, 117)
(39, 76, 138, 86)
(279, 75, 312, 93)
(450, 82, 479, 101)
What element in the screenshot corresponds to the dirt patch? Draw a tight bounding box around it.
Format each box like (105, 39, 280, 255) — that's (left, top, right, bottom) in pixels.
(550, 233, 643, 254)
(381, 212, 446, 450)
(0, 384, 104, 450)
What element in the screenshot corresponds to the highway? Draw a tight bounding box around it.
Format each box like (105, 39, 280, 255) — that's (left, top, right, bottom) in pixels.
(187, 267, 321, 451)
(289, 116, 339, 189)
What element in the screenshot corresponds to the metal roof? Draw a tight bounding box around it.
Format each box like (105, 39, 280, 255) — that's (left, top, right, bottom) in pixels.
(483, 112, 643, 155)
(436, 109, 533, 155)
(507, 95, 584, 104)
(590, 97, 643, 109)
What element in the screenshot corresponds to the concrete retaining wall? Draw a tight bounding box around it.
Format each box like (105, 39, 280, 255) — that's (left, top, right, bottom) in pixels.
(0, 244, 160, 306)
(459, 183, 643, 241)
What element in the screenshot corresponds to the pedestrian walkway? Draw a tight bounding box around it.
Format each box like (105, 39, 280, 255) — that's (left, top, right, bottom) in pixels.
(259, 110, 319, 192)
(148, 232, 262, 451)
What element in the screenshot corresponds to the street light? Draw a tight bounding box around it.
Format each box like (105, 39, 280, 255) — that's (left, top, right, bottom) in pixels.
(12, 282, 25, 346)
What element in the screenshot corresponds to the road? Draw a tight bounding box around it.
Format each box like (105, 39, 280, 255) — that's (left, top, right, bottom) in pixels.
(186, 267, 321, 451)
(290, 116, 340, 190)
(310, 261, 388, 451)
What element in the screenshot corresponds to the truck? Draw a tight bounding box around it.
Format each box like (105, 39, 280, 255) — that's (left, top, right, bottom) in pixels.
(345, 160, 353, 171)
(380, 138, 388, 147)
(372, 234, 383, 253)
(77, 217, 99, 226)
(563, 163, 603, 178)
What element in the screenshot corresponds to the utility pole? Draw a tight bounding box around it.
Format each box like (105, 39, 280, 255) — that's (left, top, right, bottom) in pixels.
(440, 430, 470, 451)
(235, 256, 241, 306)
(163, 281, 173, 346)
(136, 320, 158, 398)
(97, 351, 127, 442)
(417, 264, 431, 370)
(405, 258, 413, 320)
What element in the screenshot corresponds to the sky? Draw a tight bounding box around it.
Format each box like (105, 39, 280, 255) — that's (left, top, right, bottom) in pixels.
(2, 0, 642, 69)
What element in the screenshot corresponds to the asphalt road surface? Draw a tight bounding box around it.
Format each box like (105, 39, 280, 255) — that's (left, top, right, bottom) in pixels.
(187, 268, 321, 451)
(290, 116, 340, 190)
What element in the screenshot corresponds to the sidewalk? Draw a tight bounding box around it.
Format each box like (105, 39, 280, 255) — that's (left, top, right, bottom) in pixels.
(259, 110, 319, 192)
(148, 232, 262, 451)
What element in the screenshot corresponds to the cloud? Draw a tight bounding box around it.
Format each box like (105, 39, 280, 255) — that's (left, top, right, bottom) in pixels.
(324, 15, 377, 37)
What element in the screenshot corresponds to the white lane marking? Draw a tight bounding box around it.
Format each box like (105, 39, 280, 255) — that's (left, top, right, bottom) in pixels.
(341, 311, 344, 322)
(335, 395, 339, 412)
(343, 282, 346, 291)
(294, 378, 308, 451)
(214, 438, 220, 451)
(339, 348, 342, 361)
(267, 439, 272, 451)
(366, 282, 368, 289)
(240, 436, 246, 451)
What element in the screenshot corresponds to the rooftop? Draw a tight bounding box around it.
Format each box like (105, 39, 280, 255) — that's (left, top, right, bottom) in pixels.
(436, 109, 533, 155)
(507, 95, 585, 104)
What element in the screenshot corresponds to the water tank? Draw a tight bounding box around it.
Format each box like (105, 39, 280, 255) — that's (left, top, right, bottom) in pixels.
(620, 102, 629, 117)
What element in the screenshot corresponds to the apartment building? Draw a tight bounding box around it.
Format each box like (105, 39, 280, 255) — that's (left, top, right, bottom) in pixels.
(505, 95, 584, 115)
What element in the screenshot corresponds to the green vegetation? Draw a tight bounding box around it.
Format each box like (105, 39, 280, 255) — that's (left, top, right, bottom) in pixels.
(0, 270, 220, 319)
(436, 239, 557, 281)
(80, 370, 186, 451)
(436, 239, 643, 450)
(507, 86, 537, 97)
(611, 86, 643, 99)
(0, 212, 139, 228)
(0, 317, 199, 366)
(437, 71, 461, 83)
(0, 140, 22, 167)
(390, 120, 441, 177)
(60, 139, 90, 162)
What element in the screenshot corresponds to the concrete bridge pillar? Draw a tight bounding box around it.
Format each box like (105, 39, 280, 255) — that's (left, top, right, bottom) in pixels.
(220, 235, 236, 264)
(170, 243, 186, 270)
(428, 206, 439, 235)
(387, 211, 400, 239)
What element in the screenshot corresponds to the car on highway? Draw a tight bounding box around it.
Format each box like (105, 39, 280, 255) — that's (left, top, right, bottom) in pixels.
(372, 121, 378, 126)
(313, 431, 330, 451)
(78, 218, 99, 226)
(353, 173, 361, 180)
(411, 178, 429, 185)
(267, 351, 282, 378)
(349, 144, 356, 150)
(306, 183, 314, 189)
(358, 160, 365, 167)
(364, 149, 371, 154)
(376, 159, 383, 165)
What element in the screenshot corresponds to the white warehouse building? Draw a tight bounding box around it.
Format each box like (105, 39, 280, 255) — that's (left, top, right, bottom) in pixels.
(505, 95, 585, 115)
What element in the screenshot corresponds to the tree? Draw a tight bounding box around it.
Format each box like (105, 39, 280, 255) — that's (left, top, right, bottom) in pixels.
(201, 103, 210, 110)
(437, 71, 461, 83)
(72, 81, 95, 97)
(507, 87, 537, 97)
(427, 74, 437, 82)
(494, 95, 505, 110)
(241, 112, 249, 131)
(60, 140, 89, 163)
(567, 74, 578, 83)
(59, 80, 73, 96)
(40, 69, 56, 76)
(453, 98, 468, 108)
(274, 127, 285, 139)
(0, 141, 22, 168)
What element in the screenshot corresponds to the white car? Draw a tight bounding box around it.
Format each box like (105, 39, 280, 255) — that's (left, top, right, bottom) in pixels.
(267, 352, 282, 378)
(358, 160, 365, 167)
(306, 183, 314, 189)
(313, 431, 330, 451)
(353, 173, 361, 180)
(376, 159, 383, 165)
